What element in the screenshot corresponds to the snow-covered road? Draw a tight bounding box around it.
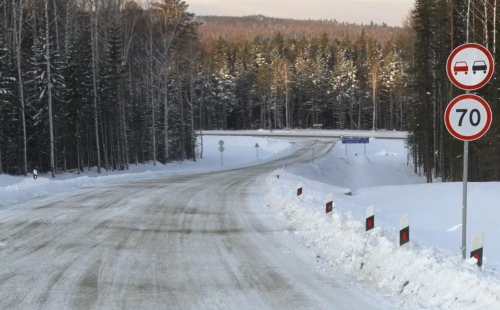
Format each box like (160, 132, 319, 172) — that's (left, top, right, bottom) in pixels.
(0, 140, 395, 309)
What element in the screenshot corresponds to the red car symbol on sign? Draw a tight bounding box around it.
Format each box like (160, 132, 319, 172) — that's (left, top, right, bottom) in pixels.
(454, 61, 469, 75)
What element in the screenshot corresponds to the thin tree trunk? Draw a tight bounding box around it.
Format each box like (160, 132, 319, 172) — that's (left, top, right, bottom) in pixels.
(149, 10, 156, 165)
(484, 0, 489, 49)
(91, 0, 101, 173)
(178, 68, 185, 161)
(189, 59, 196, 161)
(120, 95, 129, 169)
(467, 0, 471, 42)
(52, 0, 60, 52)
(164, 72, 169, 163)
(13, 0, 28, 176)
(45, 0, 56, 178)
(76, 123, 81, 174)
(284, 63, 290, 129)
(371, 63, 378, 131)
(494, 0, 497, 56)
(199, 78, 205, 159)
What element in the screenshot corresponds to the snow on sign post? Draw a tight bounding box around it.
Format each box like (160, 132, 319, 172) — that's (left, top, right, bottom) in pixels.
(470, 233, 484, 268)
(446, 43, 494, 260)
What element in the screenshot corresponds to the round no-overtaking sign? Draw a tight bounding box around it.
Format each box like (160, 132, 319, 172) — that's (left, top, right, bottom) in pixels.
(445, 94, 492, 142)
(447, 43, 494, 90)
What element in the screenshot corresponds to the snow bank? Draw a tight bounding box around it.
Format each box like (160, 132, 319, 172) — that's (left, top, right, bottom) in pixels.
(263, 138, 500, 309)
(0, 136, 292, 208)
(265, 172, 500, 309)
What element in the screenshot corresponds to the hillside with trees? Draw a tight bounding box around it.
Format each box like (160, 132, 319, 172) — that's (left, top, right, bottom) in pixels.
(196, 15, 404, 44)
(1, 0, 499, 184)
(0, 0, 412, 177)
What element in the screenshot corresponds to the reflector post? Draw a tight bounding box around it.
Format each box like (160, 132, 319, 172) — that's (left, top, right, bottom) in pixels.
(471, 233, 484, 268)
(326, 193, 333, 213)
(366, 206, 375, 231)
(399, 215, 410, 246)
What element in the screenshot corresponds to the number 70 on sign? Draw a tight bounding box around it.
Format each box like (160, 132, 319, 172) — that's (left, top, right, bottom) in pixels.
(445, 94, 492, 142)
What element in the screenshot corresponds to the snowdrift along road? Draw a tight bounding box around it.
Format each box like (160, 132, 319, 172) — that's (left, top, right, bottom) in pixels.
(265, 138, 500, 309)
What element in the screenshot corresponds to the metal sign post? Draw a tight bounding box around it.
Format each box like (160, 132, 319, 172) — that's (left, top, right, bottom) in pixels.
(312, 143, 316, 164)
(345, 143, 348, 163)
(462, 140, 468, 259)
(462, 91, 469, 259)
(219, 140, 225, 167)
(255, 143, 260, 160)
(446, 43, 494, 259)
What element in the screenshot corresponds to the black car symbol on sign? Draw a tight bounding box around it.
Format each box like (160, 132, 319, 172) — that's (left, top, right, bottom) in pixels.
(472, 61, 487, 74)
(454, 61, 469, 75)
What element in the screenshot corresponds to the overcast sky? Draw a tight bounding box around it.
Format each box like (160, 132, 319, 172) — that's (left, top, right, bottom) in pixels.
(188, 0, 414, 26)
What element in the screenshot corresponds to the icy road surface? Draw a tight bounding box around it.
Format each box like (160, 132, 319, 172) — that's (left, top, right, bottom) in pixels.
(0, 141, 395, 309)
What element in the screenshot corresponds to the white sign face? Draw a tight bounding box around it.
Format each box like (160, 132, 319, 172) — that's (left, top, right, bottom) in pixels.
(447, 43, 494, 90)
(219, 140, 225, 146)
(445, 95, 492, 141)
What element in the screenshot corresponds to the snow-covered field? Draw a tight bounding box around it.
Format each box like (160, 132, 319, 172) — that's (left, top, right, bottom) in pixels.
(0, 136, 292, 208)
(264, 138, 500, 309)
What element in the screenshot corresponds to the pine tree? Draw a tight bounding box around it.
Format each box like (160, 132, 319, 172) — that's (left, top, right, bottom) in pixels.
(66, 27, 93, 173)
(0, 31, 15, 174)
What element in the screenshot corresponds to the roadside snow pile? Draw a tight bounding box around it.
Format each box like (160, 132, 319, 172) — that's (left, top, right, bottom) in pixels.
(284, 138, 500, 263)
(265, 172, 500, 309)
(0, 135, 292, 208)
(0, 170, 168, 208)
(264, 138, 500, 309)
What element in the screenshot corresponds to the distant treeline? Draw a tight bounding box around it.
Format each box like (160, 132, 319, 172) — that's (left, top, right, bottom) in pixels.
(4, 0, 496, 183)
(197, 15, 404, 44)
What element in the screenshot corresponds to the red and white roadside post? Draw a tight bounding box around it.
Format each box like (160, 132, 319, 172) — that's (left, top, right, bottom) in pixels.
(471, 233, 484, 268)
(297, 183, 303, 197)
(326, 193, 334, 214)
(446, 43, 494, 259)
(399, 215, 410, 247)
(366, 206, 375, 231)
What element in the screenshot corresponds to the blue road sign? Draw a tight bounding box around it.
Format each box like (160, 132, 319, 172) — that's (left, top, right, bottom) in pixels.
(342, 137, 370, 144)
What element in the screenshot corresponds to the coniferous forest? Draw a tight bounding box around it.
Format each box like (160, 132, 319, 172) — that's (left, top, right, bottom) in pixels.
(0, 0, 498, 183)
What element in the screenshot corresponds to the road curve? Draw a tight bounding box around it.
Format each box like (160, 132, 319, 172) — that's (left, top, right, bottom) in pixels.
(0, 141, 394, 309)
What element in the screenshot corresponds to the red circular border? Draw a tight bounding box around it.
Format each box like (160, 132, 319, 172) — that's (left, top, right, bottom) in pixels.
(446, 43, 494, 90)
(445, 94, 492, 141)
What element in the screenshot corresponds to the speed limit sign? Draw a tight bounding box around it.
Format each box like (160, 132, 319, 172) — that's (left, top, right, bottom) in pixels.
(445, 94, 492, 142)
